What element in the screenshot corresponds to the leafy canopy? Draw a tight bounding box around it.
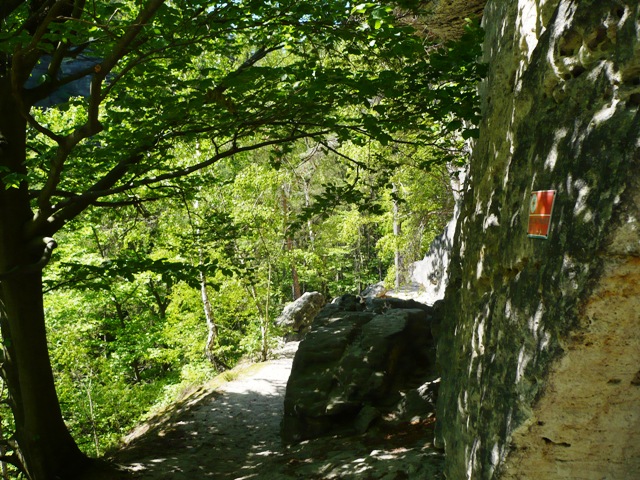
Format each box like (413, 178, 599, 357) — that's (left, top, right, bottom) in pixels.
(0, 0, 485, 473)
(2, 0, 483, 240)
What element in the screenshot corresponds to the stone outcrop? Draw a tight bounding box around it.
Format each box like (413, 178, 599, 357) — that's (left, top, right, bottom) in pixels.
(401, 1, 487, 41)
(275, 291, 325, 340)
(281, 295, 439, 443)
(436, 1, 640, 479)
(410, 168, 466, 305)
(409, 220, 455, 304)
(359, 282, 388, 299)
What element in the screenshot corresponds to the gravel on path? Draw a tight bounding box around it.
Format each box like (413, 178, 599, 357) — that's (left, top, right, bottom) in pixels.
(114, 342, 443, 480)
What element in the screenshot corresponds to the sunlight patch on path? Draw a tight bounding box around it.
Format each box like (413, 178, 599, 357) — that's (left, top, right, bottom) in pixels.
(115, 340, 443, 479)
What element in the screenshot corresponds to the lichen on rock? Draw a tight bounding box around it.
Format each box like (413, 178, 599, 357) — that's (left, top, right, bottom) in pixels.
(435, 0, 640, 478)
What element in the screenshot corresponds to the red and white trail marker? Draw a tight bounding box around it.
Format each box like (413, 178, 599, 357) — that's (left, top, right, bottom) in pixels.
(528, 190, 556, 239)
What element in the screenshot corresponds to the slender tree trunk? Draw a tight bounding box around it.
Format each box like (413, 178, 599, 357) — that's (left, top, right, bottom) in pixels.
(84, 376, 100, 457)
(147, 278, 170, 319)
(286, 237, 301, 300)
(261, 264, 272, 362)
(246, 265, 271, 363)
(112, 297, 128, 328)
(199, 269, 220, 366)
(302, 178, 315, 245)
(198, 244, 228, 371)
(392, 183, 402, 290)
(0, 84, 89, 479)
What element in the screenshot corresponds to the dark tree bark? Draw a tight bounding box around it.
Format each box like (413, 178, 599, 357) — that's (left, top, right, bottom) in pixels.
(0, 81, 88, 478)
(0, 275, 86, 479)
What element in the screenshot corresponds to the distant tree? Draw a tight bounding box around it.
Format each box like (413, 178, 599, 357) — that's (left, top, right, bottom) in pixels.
(0, 0, 482, 477)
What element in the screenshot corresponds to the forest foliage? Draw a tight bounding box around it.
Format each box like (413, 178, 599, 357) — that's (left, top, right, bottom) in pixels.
(41, 133, 460, 457)
(0, 0, 484, 475)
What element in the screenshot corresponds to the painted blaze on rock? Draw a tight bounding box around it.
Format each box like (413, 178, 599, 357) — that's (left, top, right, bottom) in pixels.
(435, 0, 640, 479)
(527, 190, 556, 238)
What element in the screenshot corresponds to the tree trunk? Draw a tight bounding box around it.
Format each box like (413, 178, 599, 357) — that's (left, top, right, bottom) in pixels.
(392, 183, 402, 290)
(246, 271, 270, 363)
(302, 178, 315, 244)
(200, 270, 220, 367)
(286, 237, 302, 300)
(261, 263, 272, 362)
(147, 278, 170, 319)
(0, 267, 88, 479)
(0, 83, 89, 479)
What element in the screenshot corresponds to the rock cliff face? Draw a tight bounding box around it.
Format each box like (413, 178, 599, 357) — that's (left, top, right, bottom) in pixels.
(410, 168, 465, 305)
(436, 1, 640, 479)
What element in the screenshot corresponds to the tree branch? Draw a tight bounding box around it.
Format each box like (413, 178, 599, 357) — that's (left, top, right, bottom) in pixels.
(25, 50, 95, 106)
(91, 197, 163, 207)
(100, 37, 204, 100)
(42, 0, 87, 84)
(29, 148, 145, 237)
(23, 112, 65, 144)
(11, 1, 71, 88)
(318, 140, 367, 169)
(34, 0, 166, 218)
(37, 129, 329, 236)
(91, 0, 167, 124)
(203, 45, 283, 113)
(89, 0, 166, 124)
(0, 237, 57, 280)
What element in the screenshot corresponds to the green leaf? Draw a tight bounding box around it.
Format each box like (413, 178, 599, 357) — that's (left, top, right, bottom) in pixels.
(1, 172, 27, 190)
(462, 128, 480, 140)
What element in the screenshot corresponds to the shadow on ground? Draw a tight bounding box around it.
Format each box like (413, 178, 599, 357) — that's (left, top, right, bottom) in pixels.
(112, 353, 443, 479)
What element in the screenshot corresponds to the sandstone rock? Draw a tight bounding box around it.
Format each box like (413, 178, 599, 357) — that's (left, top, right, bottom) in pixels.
(398, 378, 439, 423)
(275, 291, 325, 340)
(354, 405, 381, 434)
(359, 282, 387, 298)
(281, 295, 439, 443)
(435, 1, 640, 478)
(424, 0, 487, 40)
(410, 168, 466, 306)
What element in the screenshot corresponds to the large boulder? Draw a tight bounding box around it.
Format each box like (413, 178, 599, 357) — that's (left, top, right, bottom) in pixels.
(359, 282, 387, 298)
(275, 291, 325, 340)
(281, 295, 440, 443)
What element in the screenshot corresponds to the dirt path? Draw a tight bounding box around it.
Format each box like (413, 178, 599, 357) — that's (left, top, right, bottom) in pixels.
(114, 342, 443, 479)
